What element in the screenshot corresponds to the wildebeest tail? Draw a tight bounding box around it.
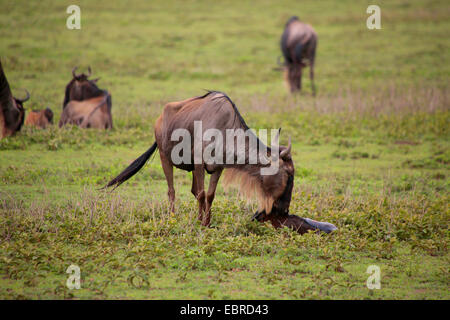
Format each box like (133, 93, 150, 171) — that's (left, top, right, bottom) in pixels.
(104, 142, 157, 190)
(294, 42, 303, 63)
(280, 30, 291, 64)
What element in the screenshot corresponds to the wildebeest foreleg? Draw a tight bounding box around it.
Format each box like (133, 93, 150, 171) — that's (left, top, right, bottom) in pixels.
(160, 152, 175, 213)
(204, 169, 223, 227)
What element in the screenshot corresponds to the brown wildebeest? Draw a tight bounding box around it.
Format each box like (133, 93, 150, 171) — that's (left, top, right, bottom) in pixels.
(0, 59, 29, 138)
(280, 16, 317, 95)
(63, 66, 107, 109)
(25, 108, 54, 129)
(104, 91, 336, 235)
(59, 93, 113, 129)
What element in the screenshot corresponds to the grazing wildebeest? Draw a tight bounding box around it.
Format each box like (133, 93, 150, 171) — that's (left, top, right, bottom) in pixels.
(59, 93, 113, 129)
(0, 59, 29, 138)
(63, 66, 107, 109)
(280, 16, 317, 95)
(104, 91, 336, 234)
(25, 108, 54, 129)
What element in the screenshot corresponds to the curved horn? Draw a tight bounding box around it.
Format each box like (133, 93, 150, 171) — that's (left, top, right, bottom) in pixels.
(271, 128, 281, 148)
(280, 136, 292, 160)
(17, 89, 30, 103)
(72, 66, 79, 78)
(270, 128, 281, 161)
(87, 66, 92, 77)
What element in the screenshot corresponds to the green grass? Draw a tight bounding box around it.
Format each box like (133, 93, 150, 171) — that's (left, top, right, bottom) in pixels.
(0, 0, 449, 299)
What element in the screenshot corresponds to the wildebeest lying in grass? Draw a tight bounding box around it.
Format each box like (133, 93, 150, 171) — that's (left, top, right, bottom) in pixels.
(60, 66, 113, 129)
(280, 16, 317, 95)
(59, 94, 113, 129)
(63, 66, 108, 109)
(0, 59, 29, 138)
(25, 108, 53, 129)
(104, 91, 336, 235)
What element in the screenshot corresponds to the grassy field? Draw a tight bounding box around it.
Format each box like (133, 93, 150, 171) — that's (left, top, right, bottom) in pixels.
(0, 0, 449, 299)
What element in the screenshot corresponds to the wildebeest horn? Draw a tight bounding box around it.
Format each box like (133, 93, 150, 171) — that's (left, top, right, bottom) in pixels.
(72, 66, 79, 78)
(270, 128, 281, 161)
(271, 128, 281, 147)
(280, 136, 292, 160)
(87, 66, 92, 77)
(16, 89, 30, 103)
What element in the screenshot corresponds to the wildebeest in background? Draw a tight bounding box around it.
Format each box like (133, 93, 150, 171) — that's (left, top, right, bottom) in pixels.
(59, 93, 113, 129)
(63, 66, 107, 109)
(0, 59, 29, 138)
(25, 108, 54, 129)
(104, 91, 336, 235)
(280, 16, 317, 95)
(60, 66, 113, 129)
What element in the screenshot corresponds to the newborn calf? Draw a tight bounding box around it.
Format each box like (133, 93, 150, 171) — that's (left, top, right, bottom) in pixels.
(252, 210, 337, 235)
(25, 108, 53, 129)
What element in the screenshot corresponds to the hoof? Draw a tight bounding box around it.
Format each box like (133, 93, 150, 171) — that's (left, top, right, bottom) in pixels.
(201, 220, 211, 227)
(251, 210, 267, 222)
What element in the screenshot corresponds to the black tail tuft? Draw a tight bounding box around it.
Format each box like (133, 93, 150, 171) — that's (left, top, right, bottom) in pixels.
(103, 142, 157, 190)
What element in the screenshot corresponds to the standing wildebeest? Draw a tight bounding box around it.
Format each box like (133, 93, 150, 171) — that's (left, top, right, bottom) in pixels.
(63, 66, 107, 109)
(280, 16, 317, 95)
(59, 94, 113, 129)
(0, 59, 29, 138)
(25, 108, 54, 129)
(104, 91, 336, 234)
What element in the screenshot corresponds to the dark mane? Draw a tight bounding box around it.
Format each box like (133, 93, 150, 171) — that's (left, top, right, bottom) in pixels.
(199, 90, 250, 130)
(199, 90, 271, 152)
(0, 60, 13, 113)
(63, 75, 106, 109)
(281, 16, 300, 64)
(63, 78, 75, 108)
(285, 16, 299, 27)
(88, 81, 105, 96)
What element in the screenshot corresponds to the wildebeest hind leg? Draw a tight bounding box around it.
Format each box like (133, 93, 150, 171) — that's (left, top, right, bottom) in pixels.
(193, 165, 206, 225)
(160, 152, 175, 213)
(190, 173, 200, 219)
(310, 61, 316, 96)
(204, 169, 222, 227)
